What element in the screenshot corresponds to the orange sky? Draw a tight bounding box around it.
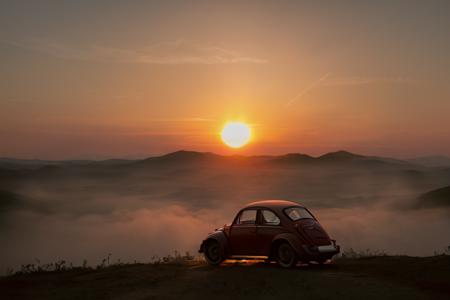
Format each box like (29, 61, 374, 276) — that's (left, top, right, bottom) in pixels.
(1, 1, 450, 159)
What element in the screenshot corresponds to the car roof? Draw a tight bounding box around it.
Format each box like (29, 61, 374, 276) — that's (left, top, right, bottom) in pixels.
(243, 200, 304, 209)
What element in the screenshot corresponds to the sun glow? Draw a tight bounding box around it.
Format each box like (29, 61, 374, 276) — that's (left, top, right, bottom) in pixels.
(221, 122, 251, 148)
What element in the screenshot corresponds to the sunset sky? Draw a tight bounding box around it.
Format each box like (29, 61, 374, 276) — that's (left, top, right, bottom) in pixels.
(1, 0, 450, 159)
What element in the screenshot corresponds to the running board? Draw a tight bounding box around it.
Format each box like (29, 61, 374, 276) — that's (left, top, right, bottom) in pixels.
(229, 255, 268, 259)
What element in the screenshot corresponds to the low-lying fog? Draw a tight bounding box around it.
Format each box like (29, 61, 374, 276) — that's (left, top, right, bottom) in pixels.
(1, 152, 449, 273)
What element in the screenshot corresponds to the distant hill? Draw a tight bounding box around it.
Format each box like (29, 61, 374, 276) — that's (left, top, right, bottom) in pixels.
(417, 186, 450, 208)
(408, 156, 450, 167)
(141, 150, 222, 165)
(0, 150, 428, 171)
(268, 153, 315, 164)
(138, 150, 415, 168)
(0, 189, 22, 213)
(0, 157, 132, 170)
(0, 158, 63, 170)
(318, 150, 365, 161)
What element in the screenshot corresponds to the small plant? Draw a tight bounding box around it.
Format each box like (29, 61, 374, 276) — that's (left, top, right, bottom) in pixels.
(339, 248, 387, 259)
(432, 245, 450, 256)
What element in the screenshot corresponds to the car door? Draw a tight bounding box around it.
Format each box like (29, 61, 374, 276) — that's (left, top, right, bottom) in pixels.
(229, 209, 258, 255)
(256, 209, 284, 256)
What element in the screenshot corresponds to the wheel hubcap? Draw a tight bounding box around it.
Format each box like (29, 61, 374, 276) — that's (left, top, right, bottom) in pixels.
(278, 244, 294, 265)
(207, 243, 220, 262)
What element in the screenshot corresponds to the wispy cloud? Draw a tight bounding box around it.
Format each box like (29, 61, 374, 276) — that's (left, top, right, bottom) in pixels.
(146, 117, 216, 123)
(286, 72, 330, 107)
(2, 38, 268, 65)
(286, 74, 417, 106)
(322, 76, 417, 86)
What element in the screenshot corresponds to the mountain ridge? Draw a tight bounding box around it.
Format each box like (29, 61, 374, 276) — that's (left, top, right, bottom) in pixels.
(0, 150, 439, 170)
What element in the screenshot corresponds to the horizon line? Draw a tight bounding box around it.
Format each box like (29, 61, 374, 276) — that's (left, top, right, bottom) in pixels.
(1, 149, 449, 162)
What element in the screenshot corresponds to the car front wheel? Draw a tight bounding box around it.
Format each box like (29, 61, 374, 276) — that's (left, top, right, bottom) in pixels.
(276, 242, 297, 268)
(204, 240, 224, 266)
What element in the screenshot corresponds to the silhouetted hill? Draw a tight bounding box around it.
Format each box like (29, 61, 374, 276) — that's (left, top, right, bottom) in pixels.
(0, 189, 21, 214)
(0, 167, 19, 179)
(417, 186, 450, 208)
(138, 150, 417, 169)
(0, 158, 62, 170)
(0, 150, 425, 171)
(318, 150, 365, 161)
(137, 151, 237, 171)
(0, 150, 427, 181)
(0, 157, 132, 171)
(140, 150, 221, 164)
(409, 156, 450, 167)
(270, 153, 315, 164)
(139, 151, 279, 169)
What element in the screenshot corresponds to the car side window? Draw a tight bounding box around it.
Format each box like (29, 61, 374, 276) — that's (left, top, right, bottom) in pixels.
(237, 209, 257, 225)
(284, 207, 314, 221)
(261, 210, 280, 225)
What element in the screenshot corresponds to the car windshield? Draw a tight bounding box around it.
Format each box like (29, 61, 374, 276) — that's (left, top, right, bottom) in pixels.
(284, 207, 314, 221)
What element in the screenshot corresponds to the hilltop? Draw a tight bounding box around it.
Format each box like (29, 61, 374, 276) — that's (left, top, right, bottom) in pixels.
(1, 256, 449, 300)
(0, 150, 421, 169)
(417, 186, 450, 208)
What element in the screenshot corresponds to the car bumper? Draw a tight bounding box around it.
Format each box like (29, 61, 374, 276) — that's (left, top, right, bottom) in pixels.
(317, 244, 339, 253)
(300, 240, 340, 258)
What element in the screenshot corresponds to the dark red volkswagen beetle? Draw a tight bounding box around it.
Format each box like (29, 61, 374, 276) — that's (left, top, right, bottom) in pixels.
(199, 200, 340, 268)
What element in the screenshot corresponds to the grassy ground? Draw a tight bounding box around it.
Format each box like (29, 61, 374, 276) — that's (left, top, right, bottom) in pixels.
(1, 256, 449, 300)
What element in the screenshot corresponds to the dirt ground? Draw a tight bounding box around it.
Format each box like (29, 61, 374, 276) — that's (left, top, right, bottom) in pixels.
(1, 256, 449, 300)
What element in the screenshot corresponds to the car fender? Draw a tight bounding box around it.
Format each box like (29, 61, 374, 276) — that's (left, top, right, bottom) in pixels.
(271, 232, 305, 257)
(199, 230, 231, 257)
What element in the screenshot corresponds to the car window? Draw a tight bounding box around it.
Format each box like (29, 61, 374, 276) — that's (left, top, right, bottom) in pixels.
(261, 210, 280, 225)
(237, 209, 257, 225)
(284, 207, 314, 221)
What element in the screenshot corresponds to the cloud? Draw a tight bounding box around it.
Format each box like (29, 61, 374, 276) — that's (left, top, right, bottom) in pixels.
(317, 206, 450, 256)
(286, 74, 417, 106)
(1, 159, 450, 273)
(322, 76, 417, 86)
(2, 38, 267, 65)
(286, 73, 330, 107)
(146, 117, 216, 123)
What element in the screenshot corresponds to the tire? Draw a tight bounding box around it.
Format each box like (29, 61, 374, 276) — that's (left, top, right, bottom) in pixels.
(275, 242, 297, 268)
(204, 240, 224, 266)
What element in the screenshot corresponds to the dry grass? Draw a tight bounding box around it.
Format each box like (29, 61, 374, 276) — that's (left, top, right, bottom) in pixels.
(1, 253, 449, 300)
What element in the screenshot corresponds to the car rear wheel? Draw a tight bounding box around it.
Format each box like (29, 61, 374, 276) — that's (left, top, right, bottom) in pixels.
(204, 240, 224, 266)
(276, 242, 297, 268)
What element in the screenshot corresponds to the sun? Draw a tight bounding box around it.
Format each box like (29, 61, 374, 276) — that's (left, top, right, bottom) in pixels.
(221, 122, 251, 148)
